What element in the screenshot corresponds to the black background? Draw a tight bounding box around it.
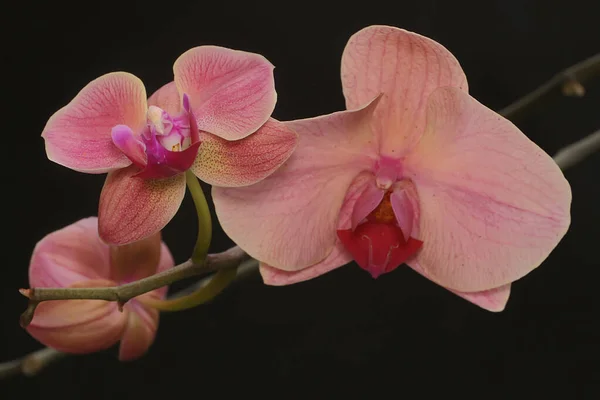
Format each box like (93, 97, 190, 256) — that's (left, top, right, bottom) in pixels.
(3, 0, 600, 398)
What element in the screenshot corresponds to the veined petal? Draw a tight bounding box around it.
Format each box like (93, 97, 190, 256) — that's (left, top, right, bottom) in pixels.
(118, 304, 159, 361)
(174, 46, 277, 141)
(148, 81, 181, 114)
(191, 118, 298, 187)
(405, 87, 571, 292)
(29, 217, 111, 287)
(98, 166, 186, 245)
(259, 172, 372, 285)
(42, 72, 148, 173)
(410, 260, 510, 312)
(213, 104, 378, 270)
(26, 279, 126, 354)
(341, 25, 467, 157)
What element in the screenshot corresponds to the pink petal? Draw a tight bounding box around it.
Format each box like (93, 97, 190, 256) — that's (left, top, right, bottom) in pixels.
(111, 125, 147, 168)
(118, 304, 159, 361)
(191, 118, 298, 187)
(29, 217, 111, 287)
(42, 72, 148, 173)
(98, 166, 186, 245)
(454, 285, 511, 312)
(213, 104, 378, 270)
(173, 46, 277, 140)
(259, 172, 372, 285)
(351, 179, 384, 230)
(148, 81, 181, 115)
(26, 279, 127, 354)
(109, 232, 162, 283)
(390, 180, 420, 241)
(341, 25, 467, 157)
(410, 260, 510, 312)
(404, 87, 571, 292)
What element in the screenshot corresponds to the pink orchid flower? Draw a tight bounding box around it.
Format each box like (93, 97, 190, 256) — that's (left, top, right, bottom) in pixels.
(26, 217, 174, 360)
(42, 46, 297, 245)
(212, 26, 572, 312)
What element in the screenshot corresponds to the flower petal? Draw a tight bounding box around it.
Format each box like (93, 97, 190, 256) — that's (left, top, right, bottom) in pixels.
(109, 232, 162, 283)
(148, 81, 181, 115)
(351, 179, 384, 230)
(118, 304, 159, 361)
(390, 180, 420, 241)
(111, 125, 147, 168)
(191, 118, 298, 187)
(29, 217, 111, 287)
(98, 166, 186, 245)
(213, 104, 378, 270)
(173, 46, 277, 140)
(42, 72, 148, 173)
(26, 279, 126, 354)
(410, 260, 510, 312)
(259, 172, 372, 285)
(405, 87, 572, 292)
(454, 285, 511, 312)
(341, 25, 467, 157)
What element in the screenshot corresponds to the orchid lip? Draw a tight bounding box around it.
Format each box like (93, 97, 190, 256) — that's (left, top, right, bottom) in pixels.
(111, 92, 201, 179)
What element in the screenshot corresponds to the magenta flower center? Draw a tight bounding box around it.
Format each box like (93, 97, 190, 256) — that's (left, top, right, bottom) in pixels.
(143, 105, 192, 163)
(111, 94, 202, 179)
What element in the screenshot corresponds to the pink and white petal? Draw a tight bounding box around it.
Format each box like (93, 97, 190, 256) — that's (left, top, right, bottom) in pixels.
(42, 72, 148, 173)
(191, 118, 297, 187)
(259, 172, 373, 284)
(29, 217, 111, 287)
(409, 260, 510, 312)
(118, 304, 159, 361)
(148, 81, 181, 115)
(173, 46, 276, 140)
(98, 166, 186, 245)
(26, 279, 126, 354)
(405, 87, 571, 292)
(213, 105, 378, 270)
(260, 244, 351, 285)
(341, 25, 467, 157)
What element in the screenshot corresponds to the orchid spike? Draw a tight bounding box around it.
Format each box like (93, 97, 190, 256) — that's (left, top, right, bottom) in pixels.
(212, 26, 571, 312)
(42, 46, 297, 245)
(25, 217, 174, 361)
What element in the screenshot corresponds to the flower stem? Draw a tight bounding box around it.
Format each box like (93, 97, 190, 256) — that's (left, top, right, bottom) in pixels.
(139, 267, 239, 311)
(186, 170, 212, 264)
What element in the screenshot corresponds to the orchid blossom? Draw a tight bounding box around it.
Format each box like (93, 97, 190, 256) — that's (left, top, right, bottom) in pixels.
(26, 217, 174, 361)
(212, 26, 572, 311)
(42, 46, 297, 245)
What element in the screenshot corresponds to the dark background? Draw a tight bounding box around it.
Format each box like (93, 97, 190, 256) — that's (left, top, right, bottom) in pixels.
(3, 0, 599, 397)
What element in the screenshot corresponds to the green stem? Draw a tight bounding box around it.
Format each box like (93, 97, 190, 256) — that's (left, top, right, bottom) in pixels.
(186, 171, 212, 263)
(138, 268, 238, 311)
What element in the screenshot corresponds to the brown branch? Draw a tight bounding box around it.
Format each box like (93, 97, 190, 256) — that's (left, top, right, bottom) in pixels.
(553, 129, 600, 170)
(500, 53, 600, 121)
(0, 348, 65, 379)
(19, 246, 249, 327)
